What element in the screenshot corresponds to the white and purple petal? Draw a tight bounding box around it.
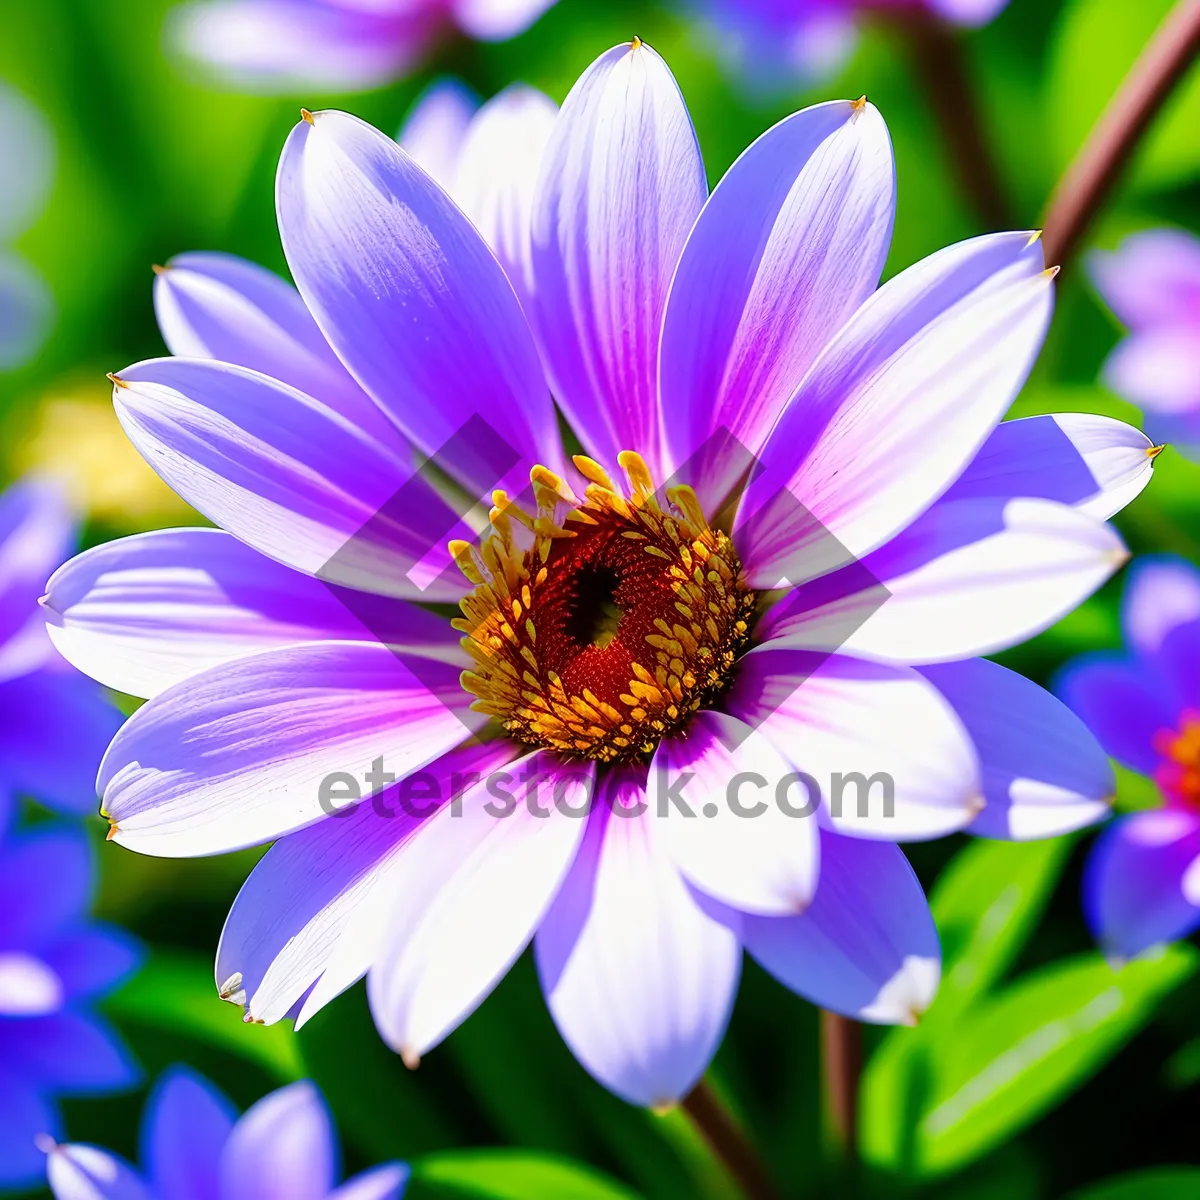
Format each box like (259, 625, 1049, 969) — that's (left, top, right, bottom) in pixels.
(42, 528, 464, 700)
(723, 646, 981, 840)
(660, 98, 894, 509)
(98, 642, 478, 857)
(44, 1142, 151, 1200)
(455, 84, 558, 318)
(216, 737, 517, 1026)
(535, 769, 740, 1108)
(920, 659, 1113, 840)
(277, 109, 561, 492)
(652, 710, 820, 915)
(367, 752, 591, 1063)
(737, 231, 1053, 589)
(111, 359, 468, 602)
(760, 498, 1127, 665)
(742, 829, 939, 1024)
(397, 78, 478, 195)
(153, 251, 400, 448)
(531, 41, 706, 477)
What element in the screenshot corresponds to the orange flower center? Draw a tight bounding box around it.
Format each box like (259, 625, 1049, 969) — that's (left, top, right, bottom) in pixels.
(452, 452, 756, 762)
(1154, 710, 1200, 809)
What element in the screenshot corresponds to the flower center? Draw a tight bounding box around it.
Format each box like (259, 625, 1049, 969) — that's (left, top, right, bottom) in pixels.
(452, 451, 756, 762)
(1154, 711, 1200, 809)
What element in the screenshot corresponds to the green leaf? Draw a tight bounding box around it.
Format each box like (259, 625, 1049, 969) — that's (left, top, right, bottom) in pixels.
(914, 947, 1197, 1176)
(411, 1151, 644, 1200)
(1067, 1167, 1200, 1199)
(105, 950, 303, 1083)
(931, 837, 1075, 1019)
(1047, 0, 1200, 192)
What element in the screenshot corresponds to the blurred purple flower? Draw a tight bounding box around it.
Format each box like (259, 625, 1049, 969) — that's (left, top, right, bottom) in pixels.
(690, 0, 1011, 89)
(1058, 555, 1200, 962)
(0, 479, 122, 816)
(1090, 229, 1200, 461)
(43, 1067, 408, 1199)
(170, 0, 560, 93)
(45, 42, 1152, 1107)
(0, 815, 140, 1190)
(0, 82, 55, 369)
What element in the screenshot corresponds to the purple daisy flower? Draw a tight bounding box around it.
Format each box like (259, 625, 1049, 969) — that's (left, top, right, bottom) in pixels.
(689, 0, 1011, 88)
(0, 812, 140, 1189)
(1058, 556, 1200, 962)
(45, 42, 1154, 1107)
(0, 478, 122, 817)
(169, 0, 560, 94)
(42, 1067, 408, 1199)
(1090, 229, 1200, 461)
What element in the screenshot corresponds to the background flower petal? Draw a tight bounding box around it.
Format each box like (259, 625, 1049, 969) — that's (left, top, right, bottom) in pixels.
(217, 1081, 335, 1200)
(1084, 809, 1200, 961)
(143, 1066, 236, 1200)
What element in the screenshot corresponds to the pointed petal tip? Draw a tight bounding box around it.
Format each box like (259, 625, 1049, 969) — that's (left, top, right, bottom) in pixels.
(34, 1134, 57, 1156)
(151, 263, 168, 276)
(106, 371, 128, 389)
(105, 820, 120, 841)
(629, 35, 643, 50)
(1147, 443, 1166, 460)
(400, 1045, 421, 1070)
(1026, 230, 1043, 247)
(650, 1099, 678, 1116)
(1044, 264, 1061, 279)
(300, 108, 315, 125)
(850, 95, 868, 119)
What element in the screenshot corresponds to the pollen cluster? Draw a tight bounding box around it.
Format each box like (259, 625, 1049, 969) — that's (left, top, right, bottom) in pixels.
(452, 452, 756, 763)
(1155, 711, 1200, 809)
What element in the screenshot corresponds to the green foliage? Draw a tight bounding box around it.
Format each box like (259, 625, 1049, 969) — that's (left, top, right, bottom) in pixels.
(1047, 0, 1200, 192)
(862, 838, 1198, 1181)
(104, 950, 304, 1083)
(1067, 1168, 1200, 1199)
(409, 1151, 644, 1200)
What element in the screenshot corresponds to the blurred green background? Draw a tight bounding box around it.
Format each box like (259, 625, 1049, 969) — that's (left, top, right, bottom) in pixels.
(5, 0, 1200, 1196)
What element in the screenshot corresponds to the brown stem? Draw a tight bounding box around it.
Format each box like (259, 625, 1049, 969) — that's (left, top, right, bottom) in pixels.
(885, 8, 1013, 231)
(681, 1079, 779, 1200)
(821, 1010, 863, 1157)
(1042, 0, 1200, 270)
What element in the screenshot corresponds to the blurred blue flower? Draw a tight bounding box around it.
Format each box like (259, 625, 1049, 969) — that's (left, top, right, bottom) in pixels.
(1090, 229, 1200, 461)
(689, 0, 1011, 90)
(1058, 555, 1200, 961)
(0, 82, 55, 370)
(42, 1068, 408, 1200)
(169, 0, 559, 93)
(0, 478, 122, 817)
(0, 815, 140, 1190)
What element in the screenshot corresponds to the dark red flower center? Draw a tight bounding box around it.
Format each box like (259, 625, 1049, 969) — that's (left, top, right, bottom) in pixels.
(453, 453, 756, 762)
